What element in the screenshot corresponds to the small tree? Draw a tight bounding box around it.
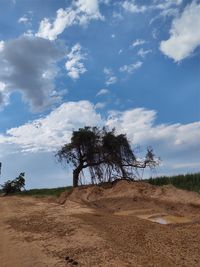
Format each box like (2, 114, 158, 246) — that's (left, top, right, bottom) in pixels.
(1, 173, 25, 195)
(56, 127, 159, 187)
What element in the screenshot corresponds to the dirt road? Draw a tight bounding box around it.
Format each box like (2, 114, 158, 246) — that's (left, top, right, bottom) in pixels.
(0, 183, 200, 267)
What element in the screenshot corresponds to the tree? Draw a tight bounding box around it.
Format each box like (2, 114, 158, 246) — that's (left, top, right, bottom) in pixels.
(1, 173, 25, 195)
(56, 127, 159, 187)
(56, 127, 103, 187)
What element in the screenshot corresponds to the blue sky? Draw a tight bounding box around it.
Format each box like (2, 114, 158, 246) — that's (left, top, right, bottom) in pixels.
(0, 0, 199, 188)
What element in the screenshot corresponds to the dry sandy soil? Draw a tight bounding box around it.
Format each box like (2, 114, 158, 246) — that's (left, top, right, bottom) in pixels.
(1, 180, 200, 267)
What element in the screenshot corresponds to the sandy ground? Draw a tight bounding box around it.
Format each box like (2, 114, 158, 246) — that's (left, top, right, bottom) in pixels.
(1, 181, 200, 267)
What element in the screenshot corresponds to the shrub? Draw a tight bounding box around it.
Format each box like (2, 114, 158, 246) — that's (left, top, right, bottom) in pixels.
(1, 172, 25, 195)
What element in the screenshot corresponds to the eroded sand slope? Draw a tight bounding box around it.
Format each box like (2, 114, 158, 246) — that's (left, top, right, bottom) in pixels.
(1, 181, 200, 266)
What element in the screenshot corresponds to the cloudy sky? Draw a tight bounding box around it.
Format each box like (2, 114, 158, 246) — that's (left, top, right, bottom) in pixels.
(0, 0, 199, 188)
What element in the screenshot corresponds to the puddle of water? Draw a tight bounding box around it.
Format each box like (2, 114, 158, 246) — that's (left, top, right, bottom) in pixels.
(137, 214, 191, 224)
(153, 218, 169, 224)
(114, 209, 191, 224)
(114, 209, 152, 216)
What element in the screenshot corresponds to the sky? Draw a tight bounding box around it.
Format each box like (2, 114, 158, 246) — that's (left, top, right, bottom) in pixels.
(0, 0, 199, 188)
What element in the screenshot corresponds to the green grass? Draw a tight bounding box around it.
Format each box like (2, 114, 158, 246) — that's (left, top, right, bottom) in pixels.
(148, 173, 200, 194)
(15, 186, 72, 198)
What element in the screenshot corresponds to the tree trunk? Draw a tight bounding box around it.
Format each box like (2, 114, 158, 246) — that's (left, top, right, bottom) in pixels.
(120, 165, 128, 179)
(73, 165, 82, 187)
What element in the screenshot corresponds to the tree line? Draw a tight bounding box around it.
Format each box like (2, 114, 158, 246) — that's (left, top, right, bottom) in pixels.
(148, 173, 200, 193)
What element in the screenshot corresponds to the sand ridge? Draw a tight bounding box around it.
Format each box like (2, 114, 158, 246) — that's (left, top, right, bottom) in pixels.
(62, 180, 200, 206)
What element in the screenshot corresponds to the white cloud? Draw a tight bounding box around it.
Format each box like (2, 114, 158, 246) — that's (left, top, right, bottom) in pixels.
(96, 89, 109, 96)
(37, 0, 103, 41)
(106, 108, 200, 149)
(75, 0, 103, 22)
(173, 162, 200, 169)
(18, 16, 29, 24)
(138, 48, 152, 58)
(95, 102, 106, 109)
(122, 0, 147, 13)
(0, 82, 10, 108)
(154, 0, 183, 11)
(0, 103, 199, 177)
(106, 76, 117, 86)
(24, 30, 34, 37)
(0, 101, 103, 152)
(160, 1, 200, 62)
(121, 0, 182, 22)
(36, 8, 76, 41)
(152, 28, 159, 39)
(119, 61, 143, 74)
(103, 67, 112, 76)
(100, 0, 110, 4)
(150, 0, 183, 25)
(65, 43, 87, 80)
(131, 39, 146, 47)
(0, 41, 4, 52)
(104, 67, 117, 86)
(112, 11, 123, 21)
(106, 108, 200, 173)
(106, 108, 157, 143)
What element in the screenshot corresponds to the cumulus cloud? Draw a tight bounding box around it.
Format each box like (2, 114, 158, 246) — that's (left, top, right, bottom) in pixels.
(122, 0, 147, 13)
(0, 101, 103, 152)
(106, 108, 157, 143)
(75, 0, 103, 22)
(37, 0, 103, 41)
(107, 108, 200, 149)
(119, 61, 143, 74)
(0, 102, 199, 174)
(104, 67, 117, 86)
(0, 36, 65, 111)
(96, 89, 109, 96)
(106, 107, 200, 171)
(160, 1, 200, 62)
(65, 43, 87, 80)
(36, 8, 76, 41)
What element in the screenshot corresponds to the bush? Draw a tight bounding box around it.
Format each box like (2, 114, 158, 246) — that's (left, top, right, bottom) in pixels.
(1, 173, 25, 195)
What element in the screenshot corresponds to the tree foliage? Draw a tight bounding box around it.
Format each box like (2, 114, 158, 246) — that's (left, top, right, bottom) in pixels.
(56, 126, 159, 187)
(1, 172, 25, 195)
